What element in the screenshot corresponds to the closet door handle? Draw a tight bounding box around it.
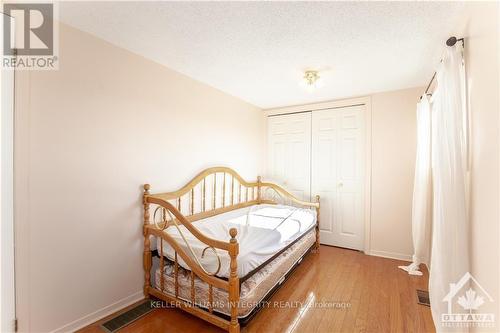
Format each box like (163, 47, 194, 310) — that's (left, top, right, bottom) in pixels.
(338, 182, 343, 187)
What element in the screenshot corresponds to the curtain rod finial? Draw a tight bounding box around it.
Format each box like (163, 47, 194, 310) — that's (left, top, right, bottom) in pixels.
(446, 36, 464, 47)
(446, 36, 457, 46)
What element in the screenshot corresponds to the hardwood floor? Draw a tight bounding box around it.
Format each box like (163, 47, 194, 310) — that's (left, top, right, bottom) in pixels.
(79, 246, 434, 333)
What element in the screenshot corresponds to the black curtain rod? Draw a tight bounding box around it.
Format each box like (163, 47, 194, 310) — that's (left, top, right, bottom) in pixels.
(422, 36, 464, 97)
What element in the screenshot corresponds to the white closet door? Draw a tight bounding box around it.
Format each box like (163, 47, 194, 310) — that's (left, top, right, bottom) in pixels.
(312, 105, 365, 250)
(267, 112, 311, 201)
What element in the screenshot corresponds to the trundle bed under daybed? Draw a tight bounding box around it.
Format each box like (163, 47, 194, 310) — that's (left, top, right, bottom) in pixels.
(143, 167, 320, 333)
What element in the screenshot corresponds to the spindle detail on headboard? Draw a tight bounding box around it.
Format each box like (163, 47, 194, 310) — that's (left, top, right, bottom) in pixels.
(148, 167, 260, 223)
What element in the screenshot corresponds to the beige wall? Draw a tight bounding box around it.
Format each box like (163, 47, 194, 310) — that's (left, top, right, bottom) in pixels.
(370, 87, 422, 260)
(14, 23, 265, 332)
(456, 2, 500, 328)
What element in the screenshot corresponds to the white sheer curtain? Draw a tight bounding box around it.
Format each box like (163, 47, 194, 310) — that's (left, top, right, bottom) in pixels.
(429, 45, 468, 331)
(399, 95, 432, 276)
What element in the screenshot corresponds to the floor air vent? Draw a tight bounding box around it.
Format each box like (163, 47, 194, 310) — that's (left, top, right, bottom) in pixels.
(416, 289, 430, 306)
(101, 301, 154, 332)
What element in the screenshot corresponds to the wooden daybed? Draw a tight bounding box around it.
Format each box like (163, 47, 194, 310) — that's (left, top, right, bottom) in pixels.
(142, 167, 320, 333)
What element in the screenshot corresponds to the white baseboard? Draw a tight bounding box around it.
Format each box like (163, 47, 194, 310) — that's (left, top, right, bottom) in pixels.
(51, 291, 144, 333)
(368, 249, 412, 262)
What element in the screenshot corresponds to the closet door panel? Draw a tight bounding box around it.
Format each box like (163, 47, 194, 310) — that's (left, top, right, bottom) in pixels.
(267, 113, 311, 201)
(268, 118, 288, 182)
(318, 189, 335, 233)
(312, 105, 365, 250)
(287, 118, 311, 200)
(338, 193, 357, 235)
(312, 111, 337, 238)
(339, 107, 365, 246)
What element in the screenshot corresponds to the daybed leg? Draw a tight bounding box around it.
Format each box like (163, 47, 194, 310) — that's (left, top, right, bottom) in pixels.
(229, 324, 240, 333)
(229, 228, 241, 333)
(143, 184, 152, 296)
(315, 195, 320, 253)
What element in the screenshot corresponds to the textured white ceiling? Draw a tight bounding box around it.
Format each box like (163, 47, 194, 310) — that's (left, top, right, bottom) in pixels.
(59, 1, 465, 109)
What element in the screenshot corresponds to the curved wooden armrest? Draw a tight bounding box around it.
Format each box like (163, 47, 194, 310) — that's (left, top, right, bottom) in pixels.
(145, 196, 232, 251)
(260, 182, 320, 208)
(146, 225, 230, 290)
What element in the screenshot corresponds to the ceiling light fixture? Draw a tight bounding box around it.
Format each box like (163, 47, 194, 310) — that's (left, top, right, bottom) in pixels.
(302, 70, 322, 92)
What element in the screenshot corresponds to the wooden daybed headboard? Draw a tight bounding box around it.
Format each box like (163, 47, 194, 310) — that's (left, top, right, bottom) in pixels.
(146, 166, 318, 223)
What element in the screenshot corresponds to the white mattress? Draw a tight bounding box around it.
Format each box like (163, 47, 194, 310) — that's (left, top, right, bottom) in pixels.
(155, 204, 316, 278)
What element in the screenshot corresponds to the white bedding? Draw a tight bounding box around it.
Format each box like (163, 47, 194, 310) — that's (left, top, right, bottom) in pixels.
(155, 204, 316, 278)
